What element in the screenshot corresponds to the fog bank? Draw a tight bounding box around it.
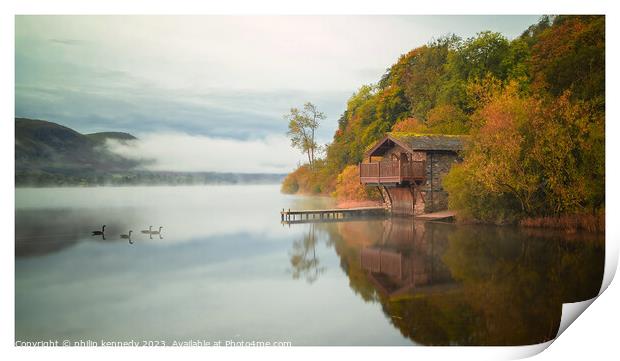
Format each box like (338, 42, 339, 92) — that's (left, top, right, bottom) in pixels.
(106, 132, 303, 174)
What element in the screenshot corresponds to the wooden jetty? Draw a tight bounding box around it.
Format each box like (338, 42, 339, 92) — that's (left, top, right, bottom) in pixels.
(413, 210, 456, 221)
(280, 207, 455, 224)
(281, 206, 386, 224)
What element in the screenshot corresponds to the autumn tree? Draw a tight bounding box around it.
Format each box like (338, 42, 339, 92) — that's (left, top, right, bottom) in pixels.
(333, 164, 380, 202)
(285, 102, 325, 167)
(281, 15, 605, 222)
(530, 16, 605, 102)
(391, 117, 428, 133)
(426, 105, 470, 134)
(444, 83, 604, 222)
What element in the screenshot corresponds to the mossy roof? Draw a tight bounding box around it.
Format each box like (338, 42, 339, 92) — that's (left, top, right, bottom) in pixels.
(366, 133, 467, 156)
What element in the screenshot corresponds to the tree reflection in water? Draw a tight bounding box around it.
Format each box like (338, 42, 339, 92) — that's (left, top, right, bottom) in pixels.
(289, 223, 325, 283)
(290, 217, 604, 346)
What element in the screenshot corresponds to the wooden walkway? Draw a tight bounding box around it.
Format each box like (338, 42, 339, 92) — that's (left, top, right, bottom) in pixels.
(414, 210, 457, 221)
(281, 207, 386, 224)
(280, 208, 455, 224)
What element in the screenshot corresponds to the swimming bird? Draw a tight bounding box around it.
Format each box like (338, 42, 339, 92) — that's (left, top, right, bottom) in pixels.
(150, 226, 163, 235)
(92, 225, 106, 236)
(121, 230, 133, 244)
(141, 226, 153, 234)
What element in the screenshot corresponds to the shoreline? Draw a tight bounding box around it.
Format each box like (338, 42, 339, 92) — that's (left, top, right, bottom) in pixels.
(306, 192, 605, 233)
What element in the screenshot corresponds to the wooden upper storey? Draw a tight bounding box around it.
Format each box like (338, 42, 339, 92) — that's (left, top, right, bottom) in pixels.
(359, 133, 466, 186)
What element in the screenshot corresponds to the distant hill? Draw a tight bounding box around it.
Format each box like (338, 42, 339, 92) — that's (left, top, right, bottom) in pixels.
(86, 131, 137, 144)
(15, 118, 285, 187)
(15, 118, 139, 176)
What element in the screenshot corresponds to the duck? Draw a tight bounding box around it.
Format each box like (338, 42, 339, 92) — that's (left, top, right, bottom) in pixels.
(121, 231, 133, 244)
(150, 226, 163, 235)
(92, 225, 106, 236)
(141, 226, 153, 234)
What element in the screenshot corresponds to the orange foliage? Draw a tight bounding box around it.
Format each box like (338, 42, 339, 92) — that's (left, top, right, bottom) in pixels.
(531, 19, 585, 88)
(446, 82, 604, 222)
(281, 165, 310, 194)
(530, 16, 604, 99)
(391, 117, 428, 133)
(333, 165, 380, 202)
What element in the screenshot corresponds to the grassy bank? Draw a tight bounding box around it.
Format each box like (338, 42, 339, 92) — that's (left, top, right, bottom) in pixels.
(520, 211, 605, 233)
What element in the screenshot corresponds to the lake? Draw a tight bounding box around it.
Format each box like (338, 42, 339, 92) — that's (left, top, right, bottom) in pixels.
(15, 185, 604, 346)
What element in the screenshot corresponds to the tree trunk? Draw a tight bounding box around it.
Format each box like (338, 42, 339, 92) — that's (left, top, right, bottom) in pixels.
(310, 126, 315, 165)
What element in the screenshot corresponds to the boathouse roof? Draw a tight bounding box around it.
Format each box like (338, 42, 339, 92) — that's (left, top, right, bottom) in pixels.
(365, 132, 467, 157)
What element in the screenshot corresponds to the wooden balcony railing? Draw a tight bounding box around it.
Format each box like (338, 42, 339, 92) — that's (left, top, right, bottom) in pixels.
(359, 160, 425, 184)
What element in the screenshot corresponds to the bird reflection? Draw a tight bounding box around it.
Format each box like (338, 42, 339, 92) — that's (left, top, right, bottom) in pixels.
(148, 227, 164, 240)
(150, 226, 163, 235)
(121, 230, 133, 244)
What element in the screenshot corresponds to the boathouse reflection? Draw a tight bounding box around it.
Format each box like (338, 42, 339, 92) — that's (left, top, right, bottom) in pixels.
(311, 217, 604, 346)
(360, 219, 456, 297)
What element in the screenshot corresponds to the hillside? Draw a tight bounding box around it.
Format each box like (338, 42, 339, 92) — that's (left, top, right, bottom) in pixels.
(15, 118, 139, 175)
(86, 131, 137, 144)
(282, 15, 605, 224)
(15, 118, 285, 186)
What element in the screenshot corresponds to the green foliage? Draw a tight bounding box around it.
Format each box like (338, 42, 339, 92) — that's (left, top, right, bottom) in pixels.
(283, 16, 605, 222)
(444, 160, 522, 224)
(388, 37, 456, 119)
(447, 31, 512, 82)
(426, 104, 470, 135)
(445, 85, 604, 222)
(530, 16, 605, 102)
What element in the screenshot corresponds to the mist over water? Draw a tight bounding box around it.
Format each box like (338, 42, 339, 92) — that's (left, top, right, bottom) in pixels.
(104, 134, 302, 173)
(15, 185, 604, 345)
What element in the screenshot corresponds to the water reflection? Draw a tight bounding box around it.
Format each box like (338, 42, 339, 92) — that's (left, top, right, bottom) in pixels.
(289, 224, 325, 283)
(360, 220, 455, 298)
(15, 186, 604, 346)
(15, 208, 166, 256)
(295, 217, 604, 346)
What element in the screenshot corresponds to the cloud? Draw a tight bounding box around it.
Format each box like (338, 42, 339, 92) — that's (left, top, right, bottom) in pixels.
(16, 15, 542, 156)
(15, 70, 348, 142)
(105, 132, 304, 173)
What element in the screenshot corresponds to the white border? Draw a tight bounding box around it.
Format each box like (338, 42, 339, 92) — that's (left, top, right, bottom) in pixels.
(2, 1, 618, 361)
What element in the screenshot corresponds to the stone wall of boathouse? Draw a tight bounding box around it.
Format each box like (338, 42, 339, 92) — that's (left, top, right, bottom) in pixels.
(415, 151, 461, 214)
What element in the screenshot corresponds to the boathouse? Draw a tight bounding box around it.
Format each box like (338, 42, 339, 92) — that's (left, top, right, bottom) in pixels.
(359, 133, 465, 216)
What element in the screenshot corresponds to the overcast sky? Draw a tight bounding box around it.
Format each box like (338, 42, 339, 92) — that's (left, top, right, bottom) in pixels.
(15, 15, 541, 173)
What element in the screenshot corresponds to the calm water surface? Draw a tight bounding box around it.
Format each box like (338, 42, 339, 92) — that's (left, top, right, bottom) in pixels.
(15, 185, 604, 346)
